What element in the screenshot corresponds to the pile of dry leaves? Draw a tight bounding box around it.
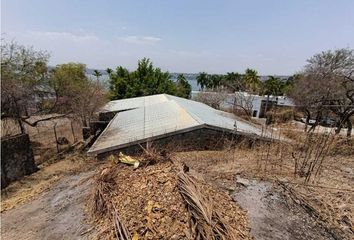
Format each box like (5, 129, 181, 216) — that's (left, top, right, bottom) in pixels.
(90, 151, 250, 239)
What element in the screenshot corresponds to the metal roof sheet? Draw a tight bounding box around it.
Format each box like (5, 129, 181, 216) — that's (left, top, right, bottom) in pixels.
(102, 94, 169, 112)
(88, 94, 265, 155)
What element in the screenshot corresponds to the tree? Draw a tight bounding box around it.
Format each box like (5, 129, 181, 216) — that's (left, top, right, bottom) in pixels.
(196, 72, 224, 91)
(193, 91, 228, 109)
(93, 69, 102, 81)
(243, 68, 261, 94)
(290, 48, 354, 136)
(108, 58, 177, 100)
(50, 63, 106, 127)
(196, 72, 209, 90)
(106, 68, 113, 76)
(263, 76, 283, 96)
(175, 74, 192, 98)
(1, 40, 50, 133)
(209, 74, 223, 89)
(222, 72, 245, 92)
(282, 74, 299, 94)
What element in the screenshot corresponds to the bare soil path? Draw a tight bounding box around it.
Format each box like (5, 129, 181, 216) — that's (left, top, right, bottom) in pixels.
(1, 170, 96, 240)
(232, 178, 340, 240)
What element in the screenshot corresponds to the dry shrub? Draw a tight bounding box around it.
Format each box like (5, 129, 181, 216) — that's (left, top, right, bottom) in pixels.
(266, 108, 294, 124)
(139, 146, 173, 166)
(330, 137, 354, 156)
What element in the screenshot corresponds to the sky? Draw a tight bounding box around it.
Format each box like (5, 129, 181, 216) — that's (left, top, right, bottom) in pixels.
(2, 0, 354, 75)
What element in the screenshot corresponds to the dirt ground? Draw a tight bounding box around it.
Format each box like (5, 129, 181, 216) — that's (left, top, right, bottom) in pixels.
(0, 153, 103, 240)
(175, 144, 354, 240)
(1, 121, 353, 239)
(233, 178, 337, 240)
(1, 170, 96, 240)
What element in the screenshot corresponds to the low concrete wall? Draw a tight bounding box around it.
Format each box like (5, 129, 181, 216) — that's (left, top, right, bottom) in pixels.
(1, 134, 38, 188)
(97, 128, 258, 159)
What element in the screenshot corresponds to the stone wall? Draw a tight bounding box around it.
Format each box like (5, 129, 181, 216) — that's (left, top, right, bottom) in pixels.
(1, 134, 38, 188)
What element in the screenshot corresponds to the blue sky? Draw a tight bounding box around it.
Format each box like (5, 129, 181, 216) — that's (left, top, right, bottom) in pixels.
(2, 0, 354, 74)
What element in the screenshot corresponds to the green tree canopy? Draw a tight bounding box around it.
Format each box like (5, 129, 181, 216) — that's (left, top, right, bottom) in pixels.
(50, 63, 106, 126)
(93, 69, 102, 81)
(108, 58, 190, 100)
(223, 72, 245, 92)
(196, 72, 209, 90)
(175, 74, 192, 98)
(263, 76, 283, 96)
(50, 63, 88, 99)
(243, 68, 261, 93)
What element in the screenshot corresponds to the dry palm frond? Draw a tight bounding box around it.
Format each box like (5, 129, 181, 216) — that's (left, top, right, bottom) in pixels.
(91, 168, 116, 216)
(177, 171, 237, 240)
(113, 211, 131, 240)
(91, 167, 131, 239)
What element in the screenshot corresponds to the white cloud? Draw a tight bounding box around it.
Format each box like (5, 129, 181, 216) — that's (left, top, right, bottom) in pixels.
(25, 31, 99, 42)
(116, 35, 162, 45)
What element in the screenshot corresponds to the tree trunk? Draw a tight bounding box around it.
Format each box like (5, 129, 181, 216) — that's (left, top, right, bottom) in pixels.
(308, 111, 321, 133)
(18, 119, 25, 134)
(346, 118, 352, 137)
(305, 114, 310, 132)
(335, 117, 345, 135)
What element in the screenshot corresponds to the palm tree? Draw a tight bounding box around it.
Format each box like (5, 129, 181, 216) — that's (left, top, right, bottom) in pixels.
(224, 72, 244, 92)
(93, 69, 102, 82)
(244, 68, 261, 94)
(106, 68, 113, 76)
(196, 72, 209, 90)
(264, 75, 283, 96)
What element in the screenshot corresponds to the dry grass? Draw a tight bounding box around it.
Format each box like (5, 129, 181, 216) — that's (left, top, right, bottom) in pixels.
(1, 153, 96, 212)
(174, 130, 354, 238)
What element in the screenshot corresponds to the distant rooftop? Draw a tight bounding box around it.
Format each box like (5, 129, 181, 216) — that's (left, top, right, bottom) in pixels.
(88, 94, 266, 155)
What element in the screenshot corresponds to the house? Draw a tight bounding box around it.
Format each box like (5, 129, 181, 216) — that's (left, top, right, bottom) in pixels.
(88, 94, 271, 157)
(191, 91, 295, 118)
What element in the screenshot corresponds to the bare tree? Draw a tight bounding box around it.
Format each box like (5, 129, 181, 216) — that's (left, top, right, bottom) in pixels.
(290, 49, 354, 136)
(230, 91, 256, 119)
(193, 91, 229, 109)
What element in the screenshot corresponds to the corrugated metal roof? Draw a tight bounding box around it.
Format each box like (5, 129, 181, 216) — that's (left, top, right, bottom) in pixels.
(88, 94, 265, 155)
(102, 94, 169, 112)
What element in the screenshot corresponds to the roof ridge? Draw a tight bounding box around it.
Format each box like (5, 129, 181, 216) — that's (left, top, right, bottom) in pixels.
(169, 98, 205, 125)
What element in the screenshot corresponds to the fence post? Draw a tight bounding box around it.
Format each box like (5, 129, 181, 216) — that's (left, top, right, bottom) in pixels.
(71, 120, 77, 142)
(53, 122, 59, 153)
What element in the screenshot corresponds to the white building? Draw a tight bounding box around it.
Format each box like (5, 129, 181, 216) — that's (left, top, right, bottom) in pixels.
(191, 91, 295, 118)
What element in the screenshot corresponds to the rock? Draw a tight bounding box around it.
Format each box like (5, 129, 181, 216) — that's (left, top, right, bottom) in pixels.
(236, 177, 250, 187)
